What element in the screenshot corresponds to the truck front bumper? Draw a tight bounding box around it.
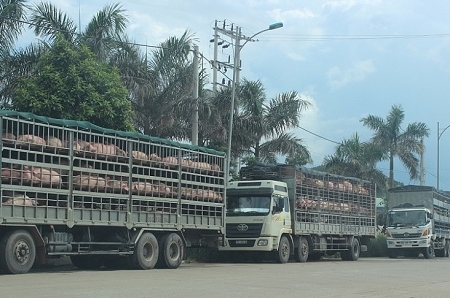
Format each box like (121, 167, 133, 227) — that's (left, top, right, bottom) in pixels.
(386, 237, 431, 249)
(218, 236, 275, 252)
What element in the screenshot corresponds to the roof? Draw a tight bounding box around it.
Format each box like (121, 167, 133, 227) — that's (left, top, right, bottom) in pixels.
(0, 110, 225, 156)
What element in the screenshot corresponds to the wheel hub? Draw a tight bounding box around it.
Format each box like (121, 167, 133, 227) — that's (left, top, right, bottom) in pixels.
(14, 240, 30, 264)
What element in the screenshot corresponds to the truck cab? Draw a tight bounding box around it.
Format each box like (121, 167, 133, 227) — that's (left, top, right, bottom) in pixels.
(385, 207, 434, 258)
(219, 180, 293, 263)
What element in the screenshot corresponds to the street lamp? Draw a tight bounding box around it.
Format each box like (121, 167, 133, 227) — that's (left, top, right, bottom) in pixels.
(437, 121, 450, 190)
(225, 22, 283, 184)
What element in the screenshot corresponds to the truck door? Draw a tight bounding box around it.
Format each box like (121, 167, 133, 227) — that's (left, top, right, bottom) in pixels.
(272, 195, 291, 230)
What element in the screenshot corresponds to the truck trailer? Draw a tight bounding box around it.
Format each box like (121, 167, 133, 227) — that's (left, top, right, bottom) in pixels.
(0, 110, 225, 274)
(219, 164, 376, 263)
(385, 185, 450, 259)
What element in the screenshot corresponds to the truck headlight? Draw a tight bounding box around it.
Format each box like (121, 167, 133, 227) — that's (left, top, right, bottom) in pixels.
(385, 231, 391, 237)
(258, 239, 268, 246)
(422, 229, 429, 236)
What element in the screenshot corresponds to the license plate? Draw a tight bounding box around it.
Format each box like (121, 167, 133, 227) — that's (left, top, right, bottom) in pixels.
(236, 240, 247, 244)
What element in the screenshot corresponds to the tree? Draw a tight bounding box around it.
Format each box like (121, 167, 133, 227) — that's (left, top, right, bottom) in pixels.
(131, 31, 199, 139)
(323, 133, 387, 191)
(205, 79, 311, 167)
(0, 0, 27, 51)
(360, 105, 429, 188)
(236, 80, 311, 165)
(1, 2, 135, 109)
(12, 36, 133, 131)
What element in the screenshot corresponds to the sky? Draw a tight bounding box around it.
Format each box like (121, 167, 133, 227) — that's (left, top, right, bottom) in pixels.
(19, 0, 450, 189)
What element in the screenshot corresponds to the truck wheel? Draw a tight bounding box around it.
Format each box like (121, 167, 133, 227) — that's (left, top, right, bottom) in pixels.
(275, 236, 291, 263)
(70, 255, 104, 270)
(347, 238, 360, 261)
(0, 230, 36, 274)
(156, 233, 184, 269)
(132, 232, 159, 269)
(387, 248, 399, 259)
(294, 237, 308, 263)
(423, 245, 434, 259)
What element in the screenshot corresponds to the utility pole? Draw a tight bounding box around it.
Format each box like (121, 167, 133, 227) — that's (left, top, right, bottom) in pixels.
(191, 45, 199, 146)
(212, 23, 219, 94)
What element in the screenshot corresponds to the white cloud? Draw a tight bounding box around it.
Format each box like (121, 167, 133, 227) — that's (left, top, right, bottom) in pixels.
(327, 59, 375, 89)
(269, 8, 318, 21)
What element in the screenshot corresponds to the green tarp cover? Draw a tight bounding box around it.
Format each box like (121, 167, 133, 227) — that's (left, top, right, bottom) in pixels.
(0, 110, 225, 156)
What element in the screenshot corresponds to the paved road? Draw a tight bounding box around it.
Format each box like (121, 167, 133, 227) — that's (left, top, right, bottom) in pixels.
(1, 257, 449, 298)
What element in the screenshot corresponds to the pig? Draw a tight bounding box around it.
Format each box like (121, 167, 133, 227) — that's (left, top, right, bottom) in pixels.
(1, 165, 32, 184)
(343, 181, 353, 192)
(149, 154, 162, 162)
(132, 181, 154, 194)
(107, 178, 129, 192)
(211, 164, 221, 171)
(2, 194, 37, 206)
(2, 132, 16, 140)
(31, 167, 61, 186)
(45, 136, 64, 147)
(73, 174, 106, 190)
(162, 156, 178, 165)
(132, 151, 148, 160)
(17, 134, 46, 145)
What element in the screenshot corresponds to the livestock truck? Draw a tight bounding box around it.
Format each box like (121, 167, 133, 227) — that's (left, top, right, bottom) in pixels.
(385, 185, 450, 259)
(218, 164, 376, 263)
(0, 110, 225, 274)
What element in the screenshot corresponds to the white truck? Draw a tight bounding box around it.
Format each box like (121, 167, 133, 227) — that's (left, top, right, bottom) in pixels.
(0, 110, 225, 274)
(219, 164, 376, 263)
(385, 185, 450, 258)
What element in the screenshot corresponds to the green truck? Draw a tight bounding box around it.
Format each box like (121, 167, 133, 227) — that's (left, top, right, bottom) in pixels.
(219, 164, 376, 262)
(0, 111, 225, 274)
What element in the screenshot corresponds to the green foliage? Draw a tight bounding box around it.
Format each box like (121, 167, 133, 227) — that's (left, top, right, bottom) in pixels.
(12, 36, 134, 131)
(361, 234, 387, 257)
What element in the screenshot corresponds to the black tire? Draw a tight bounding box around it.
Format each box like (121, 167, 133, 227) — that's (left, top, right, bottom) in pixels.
(347, 238, 360, 261)
(156, 233, 184, 269)
(423, 245, 434, 259)
(387, 248, 399, 259)
(294, 237, 308, 263)
(70, 255, 104, 270)
(132, 232, 159, 269)
(0, 230, 36, 274)
(275, 236, 291, 263)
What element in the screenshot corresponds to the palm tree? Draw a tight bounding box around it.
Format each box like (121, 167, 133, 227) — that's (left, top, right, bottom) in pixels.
(207, 79, 311, 166)
(360, 105, 429, 188)
(0, 0, 27, 106)
(323, 133, 387, 191)
(0, 0, 27, 51)
(131, 31, 199, 138)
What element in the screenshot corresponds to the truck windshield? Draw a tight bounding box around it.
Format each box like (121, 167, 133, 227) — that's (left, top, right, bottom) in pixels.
(387, 210, 427, 227)
(226, 195, 271, 216)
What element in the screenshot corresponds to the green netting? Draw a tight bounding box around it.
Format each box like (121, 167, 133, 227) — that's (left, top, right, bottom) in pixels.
(0, 110, 225, 156)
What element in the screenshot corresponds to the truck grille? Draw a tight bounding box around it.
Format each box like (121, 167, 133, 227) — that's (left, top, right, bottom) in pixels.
(225, 223, 263, 238)
(391, 233, 422, 239)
